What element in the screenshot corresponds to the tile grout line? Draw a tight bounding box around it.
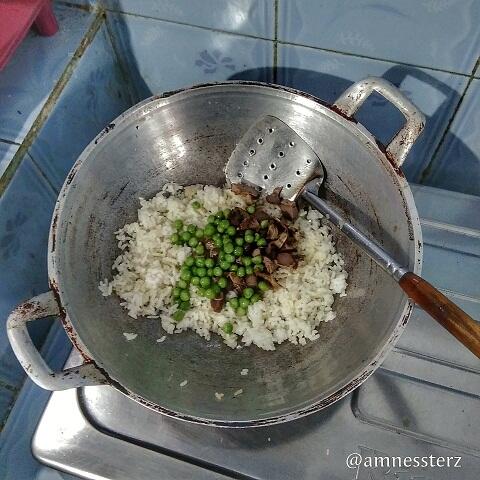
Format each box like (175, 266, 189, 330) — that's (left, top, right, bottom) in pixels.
(0, 139, 21, 146)
(28, 152, 60, 196)
(272, 0, 279, 83)
(418, 56, 480, 184)
(66, 6, 475, 79)
(0, 11, 105, 198)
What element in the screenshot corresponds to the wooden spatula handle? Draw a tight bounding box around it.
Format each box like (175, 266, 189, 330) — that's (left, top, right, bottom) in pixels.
(399, 272, 480, 359)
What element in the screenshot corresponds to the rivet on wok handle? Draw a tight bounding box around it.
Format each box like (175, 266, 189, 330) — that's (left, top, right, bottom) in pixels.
(333, 76, 426, 168)
(7, 291, 107, 391)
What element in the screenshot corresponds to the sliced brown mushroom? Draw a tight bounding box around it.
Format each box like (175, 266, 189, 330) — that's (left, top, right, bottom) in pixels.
(251, 248, 261, 258)
(262, 256, 278, 274)
(253, 209, 271, 222)
(245, 274, 258, 287)
(239, 216, 260, 231)
(266, 222, 279, 240)
(280, 200, 299, 221)
(210, 293, 225, 313)
(276, 252, 297, 268)
(231, 183, 260, 201)
(266, 186, 282, 205)
(256, 272, 281, 290)
(265, 242, 278, 258)
(229, 207, 248, 227)
(227, 272, 245, 293)
(272, 231, 289, 249)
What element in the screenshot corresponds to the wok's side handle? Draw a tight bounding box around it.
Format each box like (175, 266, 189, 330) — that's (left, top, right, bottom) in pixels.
(7, 291, 107, 391)
(333, 76, 426, 167)
(399, 273, 480, 359)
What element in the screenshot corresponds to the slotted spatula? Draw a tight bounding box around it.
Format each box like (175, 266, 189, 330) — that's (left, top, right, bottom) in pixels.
(226, 115, 480, 359)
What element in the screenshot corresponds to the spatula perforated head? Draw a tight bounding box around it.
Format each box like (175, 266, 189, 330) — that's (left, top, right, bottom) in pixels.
(226, 115, 323, 201)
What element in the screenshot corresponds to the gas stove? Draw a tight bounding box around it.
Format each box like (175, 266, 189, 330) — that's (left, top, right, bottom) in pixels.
(32, 185, 480, 479)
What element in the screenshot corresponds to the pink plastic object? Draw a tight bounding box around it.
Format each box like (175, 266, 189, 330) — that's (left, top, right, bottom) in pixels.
(0, 0, 59, 71)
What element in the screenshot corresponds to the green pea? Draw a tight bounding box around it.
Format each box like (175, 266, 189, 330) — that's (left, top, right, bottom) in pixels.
(253, 264, 264, 272)
(174, 219, 184, 230)
(179, 300, 190, 311)
(187, 224, 196, 234)
(224, 243, 234, 254)
(222, 234, 231, 244)
(205, 258, 215, 268)
(177, 280, 188, 289)
(254, 233, 260, 241)
(236, 307, 247, 316)
(245, 229, 254, 236)
(217, 224, 225, 233)
(200, 276, 211, 288)
(242, 256, 252, 266)
(207, 215, 215, 224)
(224, 254, 235, 263)
(243, 288, 254, 299)
(188, 237, 199, 248)
(195, 244, 205, 255)
(226, 225, 236, 236)
(233, 246, 243, 257)
(252, 255, 263, 265)
(237, 266, 246, 277)
(260, 219, 269, 229)
(239, 297, 250, 309)
(173, 310, 185, 322)
(191, 276, 200, 286)
(195, 257, 205, 267)
(245, 266, 253, 275)
(230, 264, 238, 272)
(235, 237, 244, 246)
(172, 287, 181, 298)
(195, 228, 204, 239)
(198, 288, 207, 297)
(207, 268, 214, 277)
(180, 270, 191, 282)
(181, 231, 191, 242)
(217, 277, 227, 289)
(229, 297, 239, 309)
(180, 290, 190, 302)
(215, 211, 224, 219)
(245, 234, 254, 244)
(213, 284, 221, 295)
(205, 288, 216, 299)
(247, 205, 256, 214)
(214, 218, 220, 225)
(251, 293, 261, 303)
(223, 209, 231, 218)
(185, 256, 195, 267)
(223, 322, 233, 334)
(258, 280, 270, 292)
(192, 201, 201, 209)
(204, 224, 215, 237)
(218, 251, 226, 261)
(214, 237, 223, 247)
(257, 238, 267, 247)
(213, 266, 223, 277)
(171, 233, 180, 244)
(196, 267, 207, 277)
(219, 260, 230, 270)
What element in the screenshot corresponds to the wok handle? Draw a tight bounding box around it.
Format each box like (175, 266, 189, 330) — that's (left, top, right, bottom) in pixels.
(7, 291, 107, 391)
(399, 273, 480, 359)
(333, 76, 426, 167)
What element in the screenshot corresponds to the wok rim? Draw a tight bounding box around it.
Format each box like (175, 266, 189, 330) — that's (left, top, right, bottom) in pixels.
(47, 80, 423, 427)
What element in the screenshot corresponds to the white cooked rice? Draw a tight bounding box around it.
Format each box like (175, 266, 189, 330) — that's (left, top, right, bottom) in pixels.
(99, 183, 347, 351)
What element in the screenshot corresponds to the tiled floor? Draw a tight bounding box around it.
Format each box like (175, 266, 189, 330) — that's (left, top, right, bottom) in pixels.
(0, 141, 19, 179)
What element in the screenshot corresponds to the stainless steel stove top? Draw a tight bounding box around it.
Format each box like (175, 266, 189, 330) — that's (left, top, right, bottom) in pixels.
(32, 185, 480, 479)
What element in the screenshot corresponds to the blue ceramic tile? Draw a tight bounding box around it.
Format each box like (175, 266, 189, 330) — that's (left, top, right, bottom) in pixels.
(107, 13, 273, 101)
(279, 0, 480, 74)
(103, 0, 274, 38)
(0, 5, 94, 144)
(0, 386, 16, 427)
(28, 25, 133, 192)
(0, 157, 57, 388)
(0, 141, 19, 179)
(411, 184, 480, 231)
(277, 45, 468, 182)
(421, 79, 480, 196)
(0, 324, 74, 479)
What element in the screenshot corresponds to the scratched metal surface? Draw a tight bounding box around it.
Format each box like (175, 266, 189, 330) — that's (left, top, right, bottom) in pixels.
(32, 184, 480, 480)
